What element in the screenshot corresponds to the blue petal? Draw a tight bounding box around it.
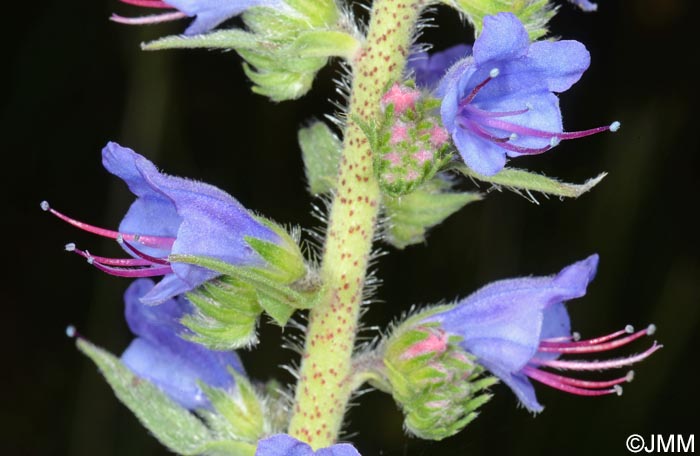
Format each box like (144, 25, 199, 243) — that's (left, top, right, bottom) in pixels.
(316, 444, 362, 456)
(122, 279, 245, 409)
(255, 434, 313, 456)
(473, 13, 529, 64)
(525, 40, 590, 93)
(121, 338, 211, 409)
(139, 273, 200, 306)
(431, 255, 599, 374)
(166, 0, 285, 35)
(255, 435, 361, 456)
(568, 0, 598, 12)
(452, 127, 506, 176)
(409, 44, 472, 88)
(475, 91, 563, 152)
(483, 364, 543, 413)
(128, 147, 280, 285)
(103, 142, 280, 303)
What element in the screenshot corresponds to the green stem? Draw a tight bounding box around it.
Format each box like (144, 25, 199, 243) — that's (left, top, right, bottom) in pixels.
(288, 0, 424, 448)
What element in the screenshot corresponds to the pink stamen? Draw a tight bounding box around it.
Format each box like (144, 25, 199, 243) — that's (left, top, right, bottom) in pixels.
(460, 68, 500, 107)
(89, 260, 173, 278)
(119, 0, 172, 9)
(541, 327, 631, 347)
(110, 11, 188, 25)
(41, 201, 175, 249)
(467, 120, 554, 155)
(481, 117, 617, 141)
(531, 342, 662, 371)
(66, 243, 154, 267)
(538, 327, 652, 354)
(121, 239, 170, 265)
(523, 366, 633, 390)
(466, 105, 530, 118)
(523, 366, 623, 397)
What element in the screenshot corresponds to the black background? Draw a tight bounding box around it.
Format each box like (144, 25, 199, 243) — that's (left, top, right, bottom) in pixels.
(6, 0, 699, 454)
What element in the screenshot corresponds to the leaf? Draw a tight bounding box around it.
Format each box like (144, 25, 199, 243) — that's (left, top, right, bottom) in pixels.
(455, 163, 607, 201)
(76, 339, 214, 455)
(298, 122, 343, 195)
(384, 179, 481, 249)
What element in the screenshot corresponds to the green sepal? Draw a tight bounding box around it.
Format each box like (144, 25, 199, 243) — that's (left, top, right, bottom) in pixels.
(384, 178, 481, 249)
(76, 338, 251, 455)
(298, 121, 343, 195)
(182, 277, 262, 350)
(284, 0, 339, 26)
(200, 372, 265, 443)
(376, 307, 497, 440)
(142, 30, 260, 51)
(444, 0, 556, 40)
(454, 163, 606, 200)
(290, 30, 361, 60)
(242, 64, 317, 101)
(171, 254, 322, 327)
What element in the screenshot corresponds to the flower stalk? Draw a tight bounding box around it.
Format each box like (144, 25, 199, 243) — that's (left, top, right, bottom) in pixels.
(287, 0, 425, 447)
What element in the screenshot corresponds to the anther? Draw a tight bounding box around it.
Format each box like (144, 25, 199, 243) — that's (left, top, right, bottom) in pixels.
(489, 68, 500, 78)
(66, 325, 77, 338)
(625, 325, 634, 334)
(572, 332, 581, 341)
(65, 243, 76, 252)
(40, 200, 50, 211)
(646, 324, 656, 335)
(614, 385, 623, 396)
(509, 133, 518, 141)
(625, 370, 635, 382)
(609, 121, 621, 132)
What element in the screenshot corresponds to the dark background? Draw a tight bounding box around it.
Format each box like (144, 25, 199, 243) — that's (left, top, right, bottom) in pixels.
(6, 0, 698, 454)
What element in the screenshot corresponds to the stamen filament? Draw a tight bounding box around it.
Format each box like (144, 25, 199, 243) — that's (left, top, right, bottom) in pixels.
(481, 117, 616, 141)
(524, 366, 623, 396)
(531, 343, 662, 371)
(468, 121, 552, 155)
(89, 260, 173, 278)
(538, 327, 650, 354)
(121, 239, 170, 265)
(541, 326, 633, 348)
(41, 201, 175, 249)
(522, 366, 633, 389)
(460, 69, 499, 106)
(67, 244, 154, 267)
(110, 11, 188, 25)
(118, 0, 172, 9)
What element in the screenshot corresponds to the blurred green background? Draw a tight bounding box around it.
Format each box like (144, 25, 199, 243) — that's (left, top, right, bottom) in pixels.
(6, 0, 698, 454)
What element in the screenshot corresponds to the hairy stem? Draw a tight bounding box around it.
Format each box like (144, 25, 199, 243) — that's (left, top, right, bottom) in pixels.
(288, 0, 424, 448)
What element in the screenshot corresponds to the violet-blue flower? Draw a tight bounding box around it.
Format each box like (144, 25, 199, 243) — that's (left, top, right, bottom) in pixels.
(42, 141, 279, 305)
(256, 434, 361, 456)
(408, 44, 471, 89)
(111, 0, 284, 35)
(437, 13, 619, 175)
(427, 254, 661, 412)
(120, 278, 245, 409)
(568, 0, 598, 12)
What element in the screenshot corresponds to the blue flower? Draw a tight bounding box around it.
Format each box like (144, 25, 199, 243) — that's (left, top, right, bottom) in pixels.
(42, 142, 279, 305)
(111, 0, 284, 36)
(568, 0, 598, 12)
(436, 13, 619, 175)
(255, 434, 361, 456)
(120, 278, 245, 409)
(408, 44, 472, 89)
(427, 255, 661, 412)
